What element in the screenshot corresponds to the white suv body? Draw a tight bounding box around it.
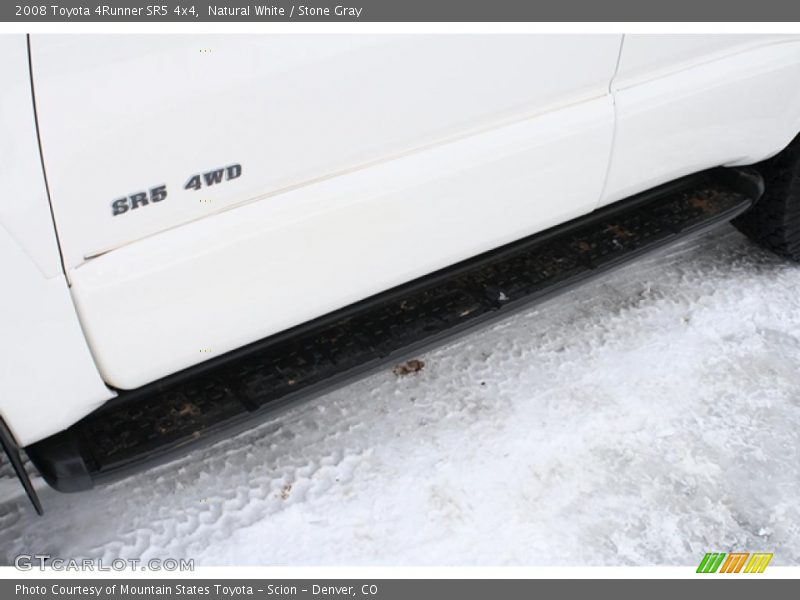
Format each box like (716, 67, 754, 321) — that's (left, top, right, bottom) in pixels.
(3, 33, 800, 449)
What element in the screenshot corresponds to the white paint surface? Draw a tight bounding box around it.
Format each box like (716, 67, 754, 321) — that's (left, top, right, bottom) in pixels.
(31, 34, 800, 394)
(601, 39, 800, 206)
(0, 224, 114, 446)
(0, 35, 114, 446)
(69, 98, 614, 389)
(0, 35, 62, 279)
(30, 34, 621, 268)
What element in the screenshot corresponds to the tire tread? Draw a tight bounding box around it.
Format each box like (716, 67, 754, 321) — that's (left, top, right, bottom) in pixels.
(734, 136, 800, 261)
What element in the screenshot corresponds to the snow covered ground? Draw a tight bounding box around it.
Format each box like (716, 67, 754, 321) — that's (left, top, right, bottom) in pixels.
(1, 225, 799, 566)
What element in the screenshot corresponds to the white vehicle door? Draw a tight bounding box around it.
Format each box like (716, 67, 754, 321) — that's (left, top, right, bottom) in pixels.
(601, 34, 800, 206)
(30, 34, 621, 389)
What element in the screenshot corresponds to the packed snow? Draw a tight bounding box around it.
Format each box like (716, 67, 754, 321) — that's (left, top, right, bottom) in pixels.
(1, 225, 799, 565)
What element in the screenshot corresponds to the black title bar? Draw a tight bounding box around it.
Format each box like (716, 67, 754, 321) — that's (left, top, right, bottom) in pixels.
(4, 0, 800, 22)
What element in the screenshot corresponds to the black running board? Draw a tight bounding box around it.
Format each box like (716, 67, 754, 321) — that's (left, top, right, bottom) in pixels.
(26, 167, 763, 494)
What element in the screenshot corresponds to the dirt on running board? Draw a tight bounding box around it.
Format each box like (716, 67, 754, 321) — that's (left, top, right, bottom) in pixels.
(393, 359, 425, 376)
(689, 190, 723, 213)
(606, 224, 633, 238)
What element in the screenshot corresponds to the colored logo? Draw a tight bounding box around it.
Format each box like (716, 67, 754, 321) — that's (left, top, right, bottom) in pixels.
(697, 552, 773, 573)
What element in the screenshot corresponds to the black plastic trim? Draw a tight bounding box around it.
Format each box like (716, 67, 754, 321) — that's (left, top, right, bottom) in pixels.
(1, 417, 42, 514)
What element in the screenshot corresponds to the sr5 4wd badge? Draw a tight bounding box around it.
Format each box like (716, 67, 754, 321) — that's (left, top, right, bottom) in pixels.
(110, 163, 242, 216)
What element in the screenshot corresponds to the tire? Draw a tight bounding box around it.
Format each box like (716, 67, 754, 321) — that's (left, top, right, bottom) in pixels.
(733, 135, 800, 261)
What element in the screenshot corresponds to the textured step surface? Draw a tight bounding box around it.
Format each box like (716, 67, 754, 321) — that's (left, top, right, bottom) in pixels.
(26, 167, 762, 492)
